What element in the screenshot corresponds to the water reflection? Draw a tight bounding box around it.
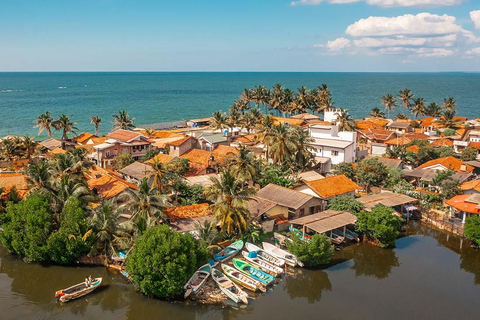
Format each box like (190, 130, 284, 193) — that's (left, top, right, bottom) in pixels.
(284, 269, 332, 304)
(350, 244, 400, 279)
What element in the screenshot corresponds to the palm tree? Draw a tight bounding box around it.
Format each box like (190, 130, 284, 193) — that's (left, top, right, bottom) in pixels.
(369, 107, 385, 118)
(211, 111, 229, 131)
(53, 114, 78, 140)
(398, 89, 414, 113)
(263, 123, 297, 164)
(424, 102, 442, 118)
(291, 126, 315, 170)
(253, 85, 270, 112)
(148, 158, 167, 193)
(34, 111, 54, 138)
(0, 139, 17, 162)
(204, 170, 256, 235)
(281, 89, 296, 117)
(380, 94, 397, 119)
(296, 86, 312, 114)
(119, 178, 171, 231)
(269, 84, 284, 116)
(112, 110, 135, 130)
(443, 97, 457, 112)
(228, 104, 242, 128)
(411, 97, 427, 119)
(90, 115, 102, 135)
(225, 144, 259, 182)
(241, 88, 254, 109)
(438, 110, 461, 129)
(334, 109, 357, 132)
(241, 110, 259, 133)
(313, 84, 334, 119)
(26, 160, 54, 192)
(22, 136, 36, 159)
(193, 220, 219, 246)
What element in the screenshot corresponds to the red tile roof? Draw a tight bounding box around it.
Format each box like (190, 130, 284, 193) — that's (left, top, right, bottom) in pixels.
(431, 138, 454, 147)
(168, 135, 192, 147)
(306, 174, 361, 199)
(445, 194, 479, 214)
(385, 137, 411, 146)
(418, 156, 473, 173)
(468, 142, 480, 150)
(461, 179, 480, 193)
(406, 145, 420, 153)
(0, 173, 28, 198)
(107, 129, 143, 142)
(164, 203, 213, 222)
(74, 132, 97, 144)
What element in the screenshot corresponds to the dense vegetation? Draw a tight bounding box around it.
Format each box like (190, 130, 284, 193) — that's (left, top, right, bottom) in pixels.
(355, 205, 403, 248)
(287, 233, 334, 267)
(327, 195, 364, 214)
(465, 215, 480, 248)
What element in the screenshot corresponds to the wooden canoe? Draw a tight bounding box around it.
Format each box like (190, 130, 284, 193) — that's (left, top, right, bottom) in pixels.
(211, 268, 248, 304)
(221, 264, 265, 293)
(262, 242, 302, 267)
(184, 263, 212, 298)
(214, 240, 244, 262)
(241, 251, 283, 277)
(55, 278, 102, 303)
(245, 242, 285, 267)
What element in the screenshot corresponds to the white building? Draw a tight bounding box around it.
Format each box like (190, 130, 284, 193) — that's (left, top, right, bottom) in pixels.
(308, 124, 357, 172)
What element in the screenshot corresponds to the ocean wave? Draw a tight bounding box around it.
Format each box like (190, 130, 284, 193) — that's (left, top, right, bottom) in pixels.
(0, 89, 24, 93)
(57, 86, 67, 89)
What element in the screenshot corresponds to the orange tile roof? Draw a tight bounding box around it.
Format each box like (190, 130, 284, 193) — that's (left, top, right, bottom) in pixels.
(461, 179, 480, 192)
(0, 173, 28, 198)
(418, 156, 473, 173)
(445, 194, 479, 214)
(49, 147, 67, 155)
(420, 117, 435, 127)
(385, 137, 411, 146)
(180, 149, 212, 176)
(405, 133, 430, 140)
(85, 165, 138, 199)
(146, 153, 176, 165)
(212, 145, 238, 161)
(468, 142, 480, 150)
(406, 145, 420, 153)
(164, 203, 213, 222)
(168, 135, 192, 147)
(431, 138, 454, 147)
(270, 116, 305, 127)
(358, 128, 395, 141)
(74, 132, 97, 144)
(306, 174, 361, 199)
(456, 129, 467, 137)
(107, 129, 143, 142)
(90, 137, 107, 145)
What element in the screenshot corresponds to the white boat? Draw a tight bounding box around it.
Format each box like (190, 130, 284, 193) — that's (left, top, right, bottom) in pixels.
(55, 277, 102, 303)
(211, 268, 249, 304)
(221, 264, 266, 293)
(241, 251, 283, 277)
(184, 263, 212, 298)
(245, 242, 285, 267)
(262, 242, 303, 267)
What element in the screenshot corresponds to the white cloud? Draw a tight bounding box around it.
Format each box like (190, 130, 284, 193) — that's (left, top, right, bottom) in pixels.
(326, 37, 351, 51)
(377, 47, 455, 57)
(291, 0, 462, 7)
(346, 13, 462, 37)
(471, 10, 480, 29)
(353, 34, 457, 48)
(466, 47, 480, 56)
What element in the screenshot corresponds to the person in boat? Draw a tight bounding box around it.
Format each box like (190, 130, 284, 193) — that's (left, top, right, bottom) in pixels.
(85, 277, 90, 287)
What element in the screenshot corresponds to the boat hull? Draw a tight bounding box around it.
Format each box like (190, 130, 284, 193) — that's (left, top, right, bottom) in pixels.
(56, 278, 102, 303)
(213, 240, 244, 262)
(232, 259, 274, 285)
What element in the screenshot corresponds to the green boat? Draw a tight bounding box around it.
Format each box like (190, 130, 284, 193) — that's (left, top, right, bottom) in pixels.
(232, 258, 274, 285)
(214, 240, 244, 262)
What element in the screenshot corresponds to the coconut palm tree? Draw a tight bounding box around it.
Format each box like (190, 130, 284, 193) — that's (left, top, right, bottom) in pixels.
(26, 160, 54, 192)
(334, 109, 357, 132)
(119, 178, 171, 231)
(22, 136, 36, 159)
(443, 97, 457, 112)
(313, 84, 334, 119)
(211, 111, 229, 131)
(34, 111, 54, 138)
(90, 115, 102, 135)
(398, 89, 414, 113)
(148, 158, 167, 194)
(296, 86, 312, 114)
(253, 85, 270, 113)
(193, 220, 219, 246)
(263, 123, 297, 164)
(424, 102, 442, 118)
(411, 97, 427, 119)
(241, 110, 259, 133)
(225, 144, 259, 182)
(269, 84, 284, 116)
(438, 110, 461, 129)
(112, 110, 135, 130)
(53, 114, 78, 140)
(241, 88, 254, 109)
(369, 107, 385, 118)
(228, 104, 242, 128)
(0, 139, 17, 162)
(281, 88, 296, 117)
(380, 94, 397, 119)
(291, 126, 315, 170)
(204, 170, 256, 235)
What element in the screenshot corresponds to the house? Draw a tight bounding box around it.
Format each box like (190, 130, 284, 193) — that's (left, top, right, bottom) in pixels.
(460, 179, 480, 195)
(119, 161, 154, 185)
(180, 145, 238, 176)
(386, 121, 413, 134)
(73, 132, 98, 145)
(256, 184, 323, 220)
(298, 170, 325, 182)
(357, 191, 417, 218)
(405, 145, 420, 154)
(198, 133, 229, 151)
(372, 157, 403, 170)
(270, 116, 306, 127)
(308, 124, 357, 172)
(85, 165, 139, 200)
(431, 138, 454, 148)
(248, 196, 290, 232)
(357, 128, 396, 155)
(294, 174, 361, 210)
(165, 203, 214, 234)
(92, 129, 151, 168)
(167, 135, 195, 157)
(185, 173, 221, 187)
(418, 156, 474, 173)
(445, 194, 480, 224)
(186, 117, 213, 128)
(146, 153, 178, 165)
(0, 172, 29, 199)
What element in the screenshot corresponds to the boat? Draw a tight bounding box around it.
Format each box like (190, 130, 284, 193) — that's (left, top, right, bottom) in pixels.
(184, 263, 212, 298)
(245, 242, 285, 267)
(289, 225, 312, 242)
(211, 268, 249, 304)
(325, 231, 345, 244)
(213, 240, 244, 262)
(221, 264, 266, 293)
(55, 277, 102, 303)
(332, 228, 358, 241)
(232, 258, 275, 285)
(262, 242, 303, 267)
(241, 251, 283, 277)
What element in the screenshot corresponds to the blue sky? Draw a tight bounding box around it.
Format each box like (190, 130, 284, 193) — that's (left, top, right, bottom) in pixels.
(0, 0, 479, 72)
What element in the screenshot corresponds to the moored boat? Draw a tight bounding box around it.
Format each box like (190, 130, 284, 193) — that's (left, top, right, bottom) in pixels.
(245, 242, 285, 267)
(213, 240, 244, 262)
(55, 277, 102, 303)
(232, 258, 275, 285)
(211, 268, 249, 304)
(221, 264, 266, 293)
(262, 242, 303, 267)
(184, 263, 212, 298)
(241, 251, 283, 277)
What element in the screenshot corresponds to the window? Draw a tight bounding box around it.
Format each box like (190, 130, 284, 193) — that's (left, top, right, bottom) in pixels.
(105, 150, 110, 157)
(332, 150, 339, 156)
(299, 208, 305, 217)
(123, 148, 128, 154)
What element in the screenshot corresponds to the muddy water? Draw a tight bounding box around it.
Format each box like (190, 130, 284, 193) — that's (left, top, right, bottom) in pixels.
(1, 222, 480, 320)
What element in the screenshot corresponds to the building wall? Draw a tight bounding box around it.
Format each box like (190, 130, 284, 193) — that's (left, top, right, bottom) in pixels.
(169, 141, 193, 157)
(291, 198, 324, 219)
(372, 144, 387, 156)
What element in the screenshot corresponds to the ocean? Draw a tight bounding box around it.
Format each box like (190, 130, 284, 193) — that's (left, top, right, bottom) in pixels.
(0, 72, 479, 138)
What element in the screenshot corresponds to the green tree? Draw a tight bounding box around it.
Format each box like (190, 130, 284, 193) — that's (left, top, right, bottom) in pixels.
(286, 233, 334, 267)
(461, 146, 478, 161)
(90, 115, 102, 135)
(53, 114, 79, 140)
(441, 179, 462, 200)
(210, 111, 229, 131)
(369, 107, 385, 118)
(259, 165, 297, 188)
(424, 102, 442, 118)
(436, 146, 455, 158)
(334, 109, 357, 132)
(355, 205, 402, 248)
(225, 144, 259, 182)
(327, 195, 364, 214)
(112, 110, 135, 130)
(142, 149, 159, 161)
(465, 215, 480, 248)
(33, 111, 54, 138)
(380, 93, 397, 119)
(398, 88, 413, 113)
(355, 158, 388, 192)
(411, 97, 426, 118)
(385, 167, 404, 189)
(125, 225, 209, 299)
(115, 154, 135, 170)
(263, 123, 296, 165)
(332, 162, 355, 180)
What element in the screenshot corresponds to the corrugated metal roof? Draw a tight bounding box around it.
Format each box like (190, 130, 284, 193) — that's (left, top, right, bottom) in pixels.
(289, 210, 357, 234)
(357, 191, 416, 209)
(257, 184, 314, 210)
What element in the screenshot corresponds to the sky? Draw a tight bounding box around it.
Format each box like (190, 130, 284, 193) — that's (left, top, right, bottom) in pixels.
(0, 0, 479, 72)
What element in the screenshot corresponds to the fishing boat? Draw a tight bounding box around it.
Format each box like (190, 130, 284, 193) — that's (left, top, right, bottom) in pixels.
(221, 264, 266, 293)
(325, 231, 345, 244)
(241, 251, 283, 277)
(232, 258, 274, 285)
(184, 263, 212, 298)
(289, 225, 312, 242)
(245, 242, 285, 267)
(262, 242, 303, 267)
(332, 228, 358, 241)
(55, 277, 102, 303)
(211, 268, 249, 304)
(213, 240, 244, 262)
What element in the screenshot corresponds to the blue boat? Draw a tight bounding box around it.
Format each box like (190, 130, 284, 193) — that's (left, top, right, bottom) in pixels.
(213, 240, 244, 262)
(233, 258, 274, 285)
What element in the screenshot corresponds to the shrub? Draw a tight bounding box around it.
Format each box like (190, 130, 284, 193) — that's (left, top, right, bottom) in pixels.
(114, 154, 135, 170)
(125, 224, 209, 299)
(332, 162, 355, 181)
(355, 205, 402, 248)
(465, 215, 480, 248)
(355, 158, 388, 191)
(461, 146, 478, 161)
(327, 195, 364, 214)
(286, 233, 334, 267)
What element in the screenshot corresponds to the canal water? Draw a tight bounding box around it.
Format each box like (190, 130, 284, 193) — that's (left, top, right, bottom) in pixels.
(1, 222, 480, 320)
